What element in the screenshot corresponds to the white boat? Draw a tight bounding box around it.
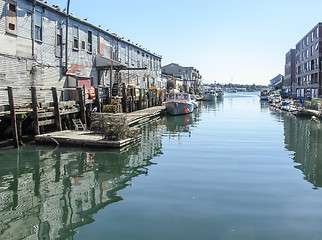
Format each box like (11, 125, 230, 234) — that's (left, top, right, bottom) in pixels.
(190, 95, 198, 108)
(164, 92, 194, 115)
(216, 88, 224, 98)
(203, 89, 216, 101)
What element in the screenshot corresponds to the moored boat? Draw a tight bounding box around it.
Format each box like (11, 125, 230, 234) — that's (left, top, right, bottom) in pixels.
(164, 92, 194, 115)
(216, 88, 224, 98)
(260, 89, 270, 100)
(203, 89, 216, 101)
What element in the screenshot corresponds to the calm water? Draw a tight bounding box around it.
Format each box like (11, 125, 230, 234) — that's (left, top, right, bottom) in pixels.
(1, 92, 322, 240)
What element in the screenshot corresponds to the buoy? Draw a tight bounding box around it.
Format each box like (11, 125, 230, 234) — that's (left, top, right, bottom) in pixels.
(185, 116, 189, 122)
(185, 108, 190, 114)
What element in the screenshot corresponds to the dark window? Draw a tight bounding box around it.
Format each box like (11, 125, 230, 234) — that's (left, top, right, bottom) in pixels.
(8, 23, 15, 31)
(87, 31, 92, 52)
(9, 3, 16, 12)
(82, 41, 86, 50)
(73, 26, 79, 49)
(35, 10, 42, 41)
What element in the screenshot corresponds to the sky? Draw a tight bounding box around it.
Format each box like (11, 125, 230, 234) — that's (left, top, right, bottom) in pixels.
(49, 0, 322, 85)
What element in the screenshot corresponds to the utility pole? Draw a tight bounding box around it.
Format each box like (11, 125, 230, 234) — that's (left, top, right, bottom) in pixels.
(65, 0, 71, 73)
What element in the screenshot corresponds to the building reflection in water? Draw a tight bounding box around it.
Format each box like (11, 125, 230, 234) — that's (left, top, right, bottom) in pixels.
(0, 120, 165, 239)
(273, 110, 322, 188)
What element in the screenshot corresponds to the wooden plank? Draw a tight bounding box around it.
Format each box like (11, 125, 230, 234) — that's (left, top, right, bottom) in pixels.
(38, 111, 55, 118)
(52, 87, 62, 131)
(59, 100, 77, 107)
(7, 87, 19, 148)
(39, 119, 56, 126)
(77, 87, 87, 128)
(31, 87, 40, 135)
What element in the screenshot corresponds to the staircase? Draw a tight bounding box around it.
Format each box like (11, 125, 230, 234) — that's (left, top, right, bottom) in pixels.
(72, 119, 86, 131)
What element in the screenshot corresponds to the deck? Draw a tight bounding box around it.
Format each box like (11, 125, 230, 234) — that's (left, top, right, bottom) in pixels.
(35, 106, 166, 148)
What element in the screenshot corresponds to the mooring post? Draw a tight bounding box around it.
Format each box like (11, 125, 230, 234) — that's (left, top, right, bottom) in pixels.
(122, 87, 127, 113)
(7, 87, 19, 148)
(106, 86, 111, 104)
(77, 87, 87, 128)
(139, 88, 142, 110)
(52, 87, 62, 131)
(31, 87, 40, 135)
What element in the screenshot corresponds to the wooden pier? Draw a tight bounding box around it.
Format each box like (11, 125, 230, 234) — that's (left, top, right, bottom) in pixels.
(34, 106, 165, 148)
(0, 85, 166, 148)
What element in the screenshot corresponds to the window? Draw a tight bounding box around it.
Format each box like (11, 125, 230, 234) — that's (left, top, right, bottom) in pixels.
(131, 48, 135, 65)
(82, 41, 86, 50)
(317, 27, 319, 38)
(87, 31, 92, 53)
(7, 0, 17, 35)
(73, 26, 79, 49)
(311, 31, 314, 42)
(137, 50, 140, 67)
(56, 28, 62, 57)
(35, 10, 42, 41)
(125, 46, 129, 64)
(117, 42, 121, 62)
(311, 45, 314, 56)
(315, 42, 319, 50)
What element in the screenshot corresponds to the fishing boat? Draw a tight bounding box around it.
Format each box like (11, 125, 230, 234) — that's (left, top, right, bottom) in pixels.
(202, 89, 217, 101)
(164, 92, 194, 115)
(260, 89, 270, 100)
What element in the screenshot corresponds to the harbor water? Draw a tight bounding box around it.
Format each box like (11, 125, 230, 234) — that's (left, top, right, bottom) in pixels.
(1, 92, 322, 239)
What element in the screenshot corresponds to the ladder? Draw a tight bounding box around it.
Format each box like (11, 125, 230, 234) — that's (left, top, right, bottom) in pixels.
(72, 119, 85, 131)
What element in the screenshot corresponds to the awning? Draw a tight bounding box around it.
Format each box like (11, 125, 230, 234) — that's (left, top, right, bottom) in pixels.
(96, 55, 147, 71)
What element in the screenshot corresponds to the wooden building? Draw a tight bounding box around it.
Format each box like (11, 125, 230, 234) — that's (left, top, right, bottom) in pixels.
(0, 0, 164, 107)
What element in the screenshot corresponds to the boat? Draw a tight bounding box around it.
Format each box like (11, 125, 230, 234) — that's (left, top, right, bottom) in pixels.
(260, 89, 270, 100)
(190, 95, 199, 108)
(164, 92, 194, 115)
(202, 89, 216, 101)
(215, 88, 224, 98)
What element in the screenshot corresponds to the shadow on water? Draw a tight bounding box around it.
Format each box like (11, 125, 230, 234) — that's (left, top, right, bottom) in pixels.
(269, 107, 322, 188)
(0, 120, 165, 240)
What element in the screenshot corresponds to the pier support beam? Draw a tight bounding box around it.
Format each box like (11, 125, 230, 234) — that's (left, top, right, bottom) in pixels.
(77, 87, 87, 128)
(7, 87, 19, 148)
(52, 87, 62, 131)
(31, 87, 40, 135)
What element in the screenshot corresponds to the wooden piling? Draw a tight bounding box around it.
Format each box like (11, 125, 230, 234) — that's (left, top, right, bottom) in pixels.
(31, 87, 40, 135)
(52, 87, 62, 131)
(7, 87, 19, 148)
(139, 88, 142, 110)
(77, 87, 87, 128)
(94, 87, 101, 112)
(122, 87, 127, 113)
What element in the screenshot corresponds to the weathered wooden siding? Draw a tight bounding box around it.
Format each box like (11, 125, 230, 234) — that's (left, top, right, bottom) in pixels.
(0, 0, 163, 108)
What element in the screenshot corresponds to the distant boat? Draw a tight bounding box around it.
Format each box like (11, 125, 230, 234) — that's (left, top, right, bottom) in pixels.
(203, 89, 216, 101)
(164, 92, 194, 115)
(215, 88, 224, 97)
(260, 89, 270, 100)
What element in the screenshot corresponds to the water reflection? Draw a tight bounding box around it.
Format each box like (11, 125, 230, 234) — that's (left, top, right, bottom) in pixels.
(273, 109, 322, 188)
(0, 120, 165, 239)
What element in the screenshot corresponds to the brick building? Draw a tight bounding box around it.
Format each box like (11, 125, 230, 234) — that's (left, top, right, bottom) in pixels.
(295, 23, 322, 99)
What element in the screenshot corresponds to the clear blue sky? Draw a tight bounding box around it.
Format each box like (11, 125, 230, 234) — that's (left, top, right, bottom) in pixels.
(51, 0, 322, 85)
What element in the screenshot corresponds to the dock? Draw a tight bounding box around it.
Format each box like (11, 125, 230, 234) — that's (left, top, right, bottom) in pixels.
(35, 106, 166, 148)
